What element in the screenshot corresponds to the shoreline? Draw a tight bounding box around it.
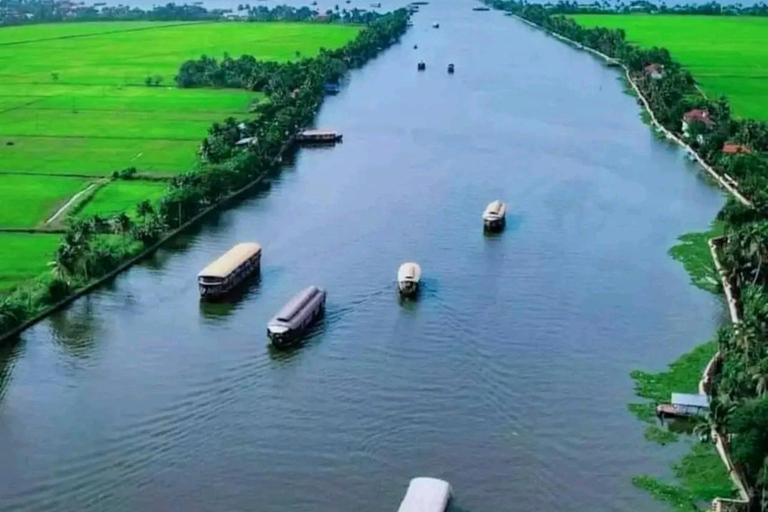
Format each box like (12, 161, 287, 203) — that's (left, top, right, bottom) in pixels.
(511, 14, 750, 207)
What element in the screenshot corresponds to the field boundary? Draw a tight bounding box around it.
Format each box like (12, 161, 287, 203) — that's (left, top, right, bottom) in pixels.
(0, 21, 211, 48)
(511, 14, 751, 206)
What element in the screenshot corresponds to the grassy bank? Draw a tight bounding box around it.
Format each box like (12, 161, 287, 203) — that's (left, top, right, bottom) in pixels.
(0, 20, 360, 292)
(570, 15, 768, 120)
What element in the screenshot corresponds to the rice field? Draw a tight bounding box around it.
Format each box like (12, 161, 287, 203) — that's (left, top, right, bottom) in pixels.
(571, 15, 768, 120)
(0, 233, 61, 292)
(0, 175, 89, 228)
(76, 181, 168, 219)
(0, 20, 360, 292)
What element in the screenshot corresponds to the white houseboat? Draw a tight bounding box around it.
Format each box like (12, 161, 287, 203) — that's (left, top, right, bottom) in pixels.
(198, 242, 261, 299)
(483, 200, 506, 231)
(267, 286, 326, 348)
(296, 129, 342, 144)
(397, 262, 422, 296)
(397, 477, 452, 512)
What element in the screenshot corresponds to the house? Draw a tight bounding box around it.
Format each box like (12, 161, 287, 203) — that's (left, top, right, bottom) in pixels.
(656, 393, 710, 418)
(682, 109, 714, 143)
(722, 143, 751, 155)
(643, 63, 664, 80)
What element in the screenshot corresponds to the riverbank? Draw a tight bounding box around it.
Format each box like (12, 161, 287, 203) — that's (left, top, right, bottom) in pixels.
(0, 10, 410, 341)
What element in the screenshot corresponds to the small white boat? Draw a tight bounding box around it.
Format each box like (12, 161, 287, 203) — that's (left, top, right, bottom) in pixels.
(397, 262, 422, 296)
(432, 22, 440, 28)
(397, 477, 452, 512)
(483, 199, 506, 231)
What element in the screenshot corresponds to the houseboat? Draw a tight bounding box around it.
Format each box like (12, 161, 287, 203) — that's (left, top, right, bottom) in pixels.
(324, 82, 341, 95)
(656, 393, 710, 419)
(417, 61, 426, 71)
(296, 129, 343, 144)
(397, 262, 422, 296)
(198, 242, 261, 299)
(397, 477, 452, 512)
(483, 200, 506, 232)
(267, 286, 326, 348)
(447, 63, 454, 74)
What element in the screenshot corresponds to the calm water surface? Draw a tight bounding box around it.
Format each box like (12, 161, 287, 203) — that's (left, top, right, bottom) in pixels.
(0, 3, 725, 511)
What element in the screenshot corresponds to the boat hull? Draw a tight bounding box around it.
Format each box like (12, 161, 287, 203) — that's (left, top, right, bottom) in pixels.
(483, 217, 505, 232)
(398, 280, 420, 297)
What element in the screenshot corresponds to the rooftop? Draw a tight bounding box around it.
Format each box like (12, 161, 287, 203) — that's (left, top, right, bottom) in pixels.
(671, 393, 710, 408)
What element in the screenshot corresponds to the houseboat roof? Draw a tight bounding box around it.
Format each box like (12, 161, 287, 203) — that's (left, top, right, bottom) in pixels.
(198, 243, 261, 279)
(671, 393, 709, 408)
(300, 129, 338, 136)
(398, 262, 422, 282)
(398, 477, 451, 512)
(273, 286, 322, 323)
(484, 200, 505, 216)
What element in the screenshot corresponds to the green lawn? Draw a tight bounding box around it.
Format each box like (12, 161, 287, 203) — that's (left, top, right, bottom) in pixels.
(570, 15, 768, 120)
(0, 233, 61, 292)
(76, 180, 167, 219)
(0, 175, 90, 228)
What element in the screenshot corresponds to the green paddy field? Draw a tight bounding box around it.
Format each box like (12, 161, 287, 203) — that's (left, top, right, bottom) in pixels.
(0, 20, 360, 292)
(571, 15, 768, 120)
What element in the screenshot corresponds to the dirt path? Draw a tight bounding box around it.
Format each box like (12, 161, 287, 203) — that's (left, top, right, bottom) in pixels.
(45, 183, 97, 225)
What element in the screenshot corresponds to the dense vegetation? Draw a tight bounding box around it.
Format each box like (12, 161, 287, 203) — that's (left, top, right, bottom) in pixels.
(485, 1, 768, 510)
(0, 0, 383, 26)
(534, 0, 768, 16)
(0, 10, 409, 340)
(573, 15, 768, 120)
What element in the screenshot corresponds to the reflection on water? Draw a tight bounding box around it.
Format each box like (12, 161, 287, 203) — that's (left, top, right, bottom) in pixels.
(198, 273, 263, 323)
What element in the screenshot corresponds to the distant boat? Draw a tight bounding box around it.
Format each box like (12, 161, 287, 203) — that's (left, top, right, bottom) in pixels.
(472, 5, 490, 10)
(432, 21, 440, 28)
(483, 200, 506, 232)
(417, 61, 426, 71)
(447, 63, 454, 74)
(297, 129, 342, 144)
(267, 286, 326, 348)
(370, 2, 381, 6)
(397, 262, 422, 297)
(398, 478, 451, 512)
(324, 82, 341, 95)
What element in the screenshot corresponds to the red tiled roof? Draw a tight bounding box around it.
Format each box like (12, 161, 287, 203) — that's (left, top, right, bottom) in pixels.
(683, 109, 714, 126)
(722, 143, 751, 154)
(644, 64, 662, 75)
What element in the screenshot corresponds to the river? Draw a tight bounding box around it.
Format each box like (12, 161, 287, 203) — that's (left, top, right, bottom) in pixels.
(0, 2, 725, 511)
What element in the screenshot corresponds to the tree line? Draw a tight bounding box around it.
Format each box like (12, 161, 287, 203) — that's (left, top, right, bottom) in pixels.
(0, 10, 410, 338)
(488, 1, 768, 510)
(536, 0, 768, 16)
(0, 0, 386, 26)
